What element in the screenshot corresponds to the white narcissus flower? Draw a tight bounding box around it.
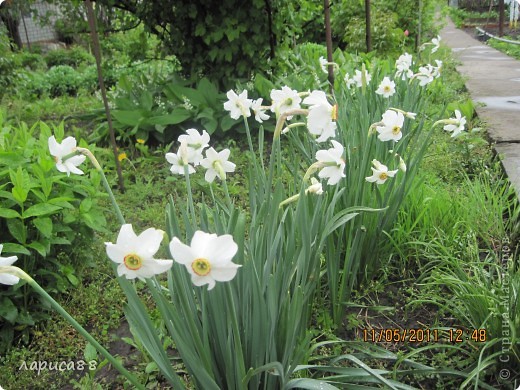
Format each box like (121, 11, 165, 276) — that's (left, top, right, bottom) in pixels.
(395, 53, 414, 80)
(251, 98, 270, 123)
(344, 73, 356, 89)
(415, 65, 435, 86)
(306, 177, 323, 195)
(48, 135, 86, 176)
(443, 110, 467, 137)
(432, 60, 442, 78)
(302, 90, 337, 143)
(353, 69, 372, 88)
(200, 147, 236, 183)
(0, 245, 19, 285)
(270, 86, 302, 119)
(365, 159, 398, 185)
(166, 140, 196, 175)
(177, 129, 210, 165)
(376, 110, 405, 142)
(319, 56, 328, 74)
(223, 90, 253, 120)
(169, 231, 240, 291)
(431, 35, 441, 53)
(315, 140, 346, 185)
(375, 77, 396, 98)
(105, 224, 173, 280)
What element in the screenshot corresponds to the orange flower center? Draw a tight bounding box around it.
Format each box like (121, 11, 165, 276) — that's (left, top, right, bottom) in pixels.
(124, 253, 143, 270)
(192, 258, 211, 276)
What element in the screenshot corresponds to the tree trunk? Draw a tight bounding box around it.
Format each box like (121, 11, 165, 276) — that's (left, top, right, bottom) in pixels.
(365, 0, 371, 52)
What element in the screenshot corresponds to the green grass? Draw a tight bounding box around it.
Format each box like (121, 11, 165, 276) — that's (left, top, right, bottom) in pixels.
(488, 38, 520, 60)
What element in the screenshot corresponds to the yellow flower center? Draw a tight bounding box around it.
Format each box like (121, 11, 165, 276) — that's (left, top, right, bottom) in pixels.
(124, 253, 143, 270)
(392, 126, 401, 135)
(384, 86, 391, 92)
(192, 258, 211, 276)
(379, 172, 388, 181)
(331, 104, 338, 121)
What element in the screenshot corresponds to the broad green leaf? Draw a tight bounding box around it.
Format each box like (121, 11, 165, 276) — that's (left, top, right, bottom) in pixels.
(1, 243, 30, 255)
(0, 152, 26, 168)
(23, 203, 62, 218)
(7, 218, 26, 244)
(84, 342, 98, 362)
(79, 198, 93, 214)
(147, 108, 192, 126)
(27, 241, 47, 257)
(112, 110, 144, 127)
(0, 298, 18, 323)
(0, 208, 21, 219)
(33, 217, 53, 238)
(140, 90, 154, 111)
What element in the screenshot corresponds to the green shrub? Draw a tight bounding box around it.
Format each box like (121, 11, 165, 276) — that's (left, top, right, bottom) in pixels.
(0, 116, 107, 352)
(44, 46, 94, 68)
(15, 51, 46, 72)
(46, 65, 83, 97)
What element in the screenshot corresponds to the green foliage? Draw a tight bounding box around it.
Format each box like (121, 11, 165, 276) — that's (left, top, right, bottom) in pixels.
(488, 38, 520, 60)
(0, 115, 107, 353)
(46, 65, 84, 97)
(44, 46, 94, 68)
(90, 71, 241, 145)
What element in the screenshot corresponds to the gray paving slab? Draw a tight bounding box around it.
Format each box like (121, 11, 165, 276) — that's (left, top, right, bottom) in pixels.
(440, 18, 520, 198)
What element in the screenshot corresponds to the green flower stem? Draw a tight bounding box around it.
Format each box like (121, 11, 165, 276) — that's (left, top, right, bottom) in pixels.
(1, 266, 144, 389)
(242, 116, 259, 172)
(183, 165, 197, 223)
(221, 177, 233, 210)
(279, 193, 301, 208)
(76, 147, 125, 225)
(273, 109, 308, 140)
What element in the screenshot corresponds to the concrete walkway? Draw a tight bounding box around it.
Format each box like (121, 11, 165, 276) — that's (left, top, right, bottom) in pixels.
(440, 18, 520, 197)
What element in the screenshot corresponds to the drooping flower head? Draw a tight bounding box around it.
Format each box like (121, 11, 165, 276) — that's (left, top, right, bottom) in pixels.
(200, 147, 236, 183)
(365, 159, 398, 185)
(105, 224, 173, 280)
(315, 140, 346, 185)
(251, 98, 270, 123)
(169, 231, 240, 291)
(302, 90, 338, 142)
(375, 77, 396, 98)
(319, 56, 329, 74)
(48, 135, 86, 176)
(344, 73, 356, 89)
(415, 65, 435, 87)
(431, 35, 441, 53)
(0, 245, 19, 285)
(224, 90, 253, 120)
(177, 129, 210, 165)
(395, 53, 414, 80)
(166, 140, 196, 175)
(270, 86, 302, 119)
(376, 110, 405, 142)
(443, 110, 467, 137)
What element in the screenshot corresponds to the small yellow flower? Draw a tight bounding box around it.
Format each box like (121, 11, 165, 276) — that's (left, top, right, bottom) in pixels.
(118, 152, 127, 162)
(136, 139, 145, 144)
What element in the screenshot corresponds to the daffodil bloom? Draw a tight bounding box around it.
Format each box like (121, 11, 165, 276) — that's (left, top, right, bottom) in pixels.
(319, 56, 329, 74)
(315, 140, 346, 185)
(376, 110, 405, 142)
(169, 231, 240, 291)
(306, 177, 324, 195)
(302, 90, 337, 142)
(224, 90, 253, 120)
(0, 245, 19, 285)
(375, 77, 396, 98)
(270, 86, 302, 119)
(353, 69, 371, 88)
(105, 224, 173, 280)
(251, 98, 270, 123)
(178, 129, 210, 165)
(432, 60, 443, 78)
(344, 73, 356, 89)
(431, 35, 441, 53)
(365, 159, 398, 185)
(48, 135, 86, 176)
(165, 140, 196, 175)
(200, 147, 236, 183)
(415, 65, 435, 86)
(395, 53, 414, 80)
(443, 110, 467, 137)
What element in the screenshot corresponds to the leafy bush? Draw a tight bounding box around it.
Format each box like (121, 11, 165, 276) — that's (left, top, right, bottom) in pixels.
(46, 65, 83, 97)
(44, 46, 94, 69)
(0, 116, 107, 352)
